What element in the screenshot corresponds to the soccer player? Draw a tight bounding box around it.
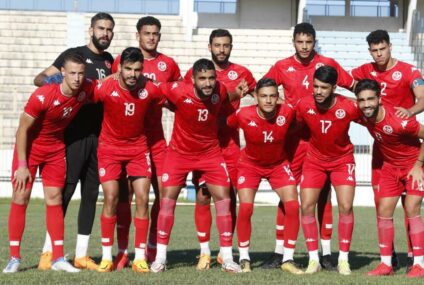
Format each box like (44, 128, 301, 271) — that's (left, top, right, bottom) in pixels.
(111, 16, 182, 269)
(94, 47, 163, 273)
(33, 12, 115, 271)
(354, 79, 424, 278)
(150, 59, 242, 273)
(262, 22, 355, 270)
(227, 78, 302, 274)
(350, 29, 424, 269)
(184, 29, 256, 270)
(3, 52, 95, 273)
(297, 66, 359, 275)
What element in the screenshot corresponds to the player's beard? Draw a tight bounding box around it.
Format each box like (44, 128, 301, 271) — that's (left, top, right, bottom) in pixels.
(315, 93, 334, 109)
(195, 85, 213, 99)
(92, 34, 111, 51)
(211, 52, 229, 65)
(361, 105, 379, 119)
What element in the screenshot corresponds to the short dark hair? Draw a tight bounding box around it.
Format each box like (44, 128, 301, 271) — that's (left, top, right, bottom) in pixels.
(293, 22, 316, 40)
(209, 29, 233, 45)
(63, 51, 85, 66)
(91, 12, 115, 28)
(314, 65, 338, 86)
(192, 58, 215, 76)
(354, 79, 381, 97)
(366, 30, 390, 46)
(256, 78, 277, 91)
(136, 16, 161, 32)
(120, 47, 144, 65)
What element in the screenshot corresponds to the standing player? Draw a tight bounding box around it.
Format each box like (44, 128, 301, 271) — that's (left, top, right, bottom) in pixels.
(95, 47, 163, 273)
(3, 53, 95, 273)
(350, 29, 424, 269)
(150, 59, 242, 273)
(262, 22, 355, 270)
(111, 16, 182, 268)
(184, 29, 256, 269)
(227, 78, 302, 274)
(33, 12, 115, 271)
(297, 66, 359, 275)
(354, 79, 424, 278)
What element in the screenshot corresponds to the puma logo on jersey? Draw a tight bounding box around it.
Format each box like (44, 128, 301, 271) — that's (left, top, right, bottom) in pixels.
(110, 91, 119, 97)
(37, 95, 45, 104)
(184, 98, 193, 104)
(307, 108, 316, 115)
(248, 121, 258, 127)
(53, 100, 60, 106)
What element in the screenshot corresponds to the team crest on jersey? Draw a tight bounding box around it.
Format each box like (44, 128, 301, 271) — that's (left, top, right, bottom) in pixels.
(238, 176, 245, 185)
(392, 71, 402, 81)
(315, 63, 325, 69)
(138, 89, 148, 99)
(77, 91, 86, 102)
(157, 61, 167, 71)
(105, 60, 111, 69)
(211, 94, 220, 104)
(276, 115, 286, 126)
(335, 109, 346, 119)
(227, 70, 238, 80)
(383, 125, 393, 134)
(99, 168, 106, 177)
(162, 173, 169, 182)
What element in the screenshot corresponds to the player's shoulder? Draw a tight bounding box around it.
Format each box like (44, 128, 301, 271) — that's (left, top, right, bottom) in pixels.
(315, 54, 340, 67)
(228, 62, 252, 73)
(272, 57, 294, 68)
(157, 52, 178, 64)
(395, 60, 420, 74)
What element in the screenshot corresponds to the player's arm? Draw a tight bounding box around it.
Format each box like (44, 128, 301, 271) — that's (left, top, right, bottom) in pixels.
(228, 79, 250, 101)
(395, 79, 424, 118)
(407, 124, 424, 189)
(33, 65, 62, 87)
(13, 113, 36, 192)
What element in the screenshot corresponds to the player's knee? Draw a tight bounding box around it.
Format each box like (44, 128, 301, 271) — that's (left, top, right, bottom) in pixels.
(160, 198, 176, 216)
(215, 198, 231, 216)
(300, 202, 314, 216)
(337, 202, 352, 215)
(404, 202, 421, 218)
(12, 193, 30, 205)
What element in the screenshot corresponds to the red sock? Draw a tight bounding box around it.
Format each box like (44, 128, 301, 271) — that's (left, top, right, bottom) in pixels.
(8, 202, 27, 258)
(338, 213, 354, 252)
(301, 215, 318, 251)
(236, 202, 253, 248)
(148, 198, 160, 247)
(408, 216, 424, 257)
(46, 204, 64, 261)
(319, 202, 333, 240)
(275, 201, 285, 242)
(283, 200, 299, 249)
(101, 214, 117, 247)
(157, 198, 176, 245)
(215, 199, 233, 247)
(377, 217, 394, 256)
(403, 205, 413, 255)
(195, 203, 212, 243)
(134, 217, 149, 252)
(116, 202, 131, 251)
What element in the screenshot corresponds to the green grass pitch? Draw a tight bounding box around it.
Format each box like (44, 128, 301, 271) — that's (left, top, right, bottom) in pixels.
(0, 198, 420, 284)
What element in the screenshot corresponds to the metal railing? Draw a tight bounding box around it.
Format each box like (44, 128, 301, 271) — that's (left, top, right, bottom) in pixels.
(410, 10, 424, 73)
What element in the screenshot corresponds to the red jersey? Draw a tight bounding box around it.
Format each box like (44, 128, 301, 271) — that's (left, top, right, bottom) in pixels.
(24, 81, 95, 151)
(227, 104, 295, 166)
(264, 54, 354, 105)
(112, 53, 181, 147)
(358, 108, 421, 167)
(350, 60, 423, 109)
(184, 62, 256, 150)
(160, 80, 228, 155)
(296, 95, 360, 162)
(94, 79, 162, 149)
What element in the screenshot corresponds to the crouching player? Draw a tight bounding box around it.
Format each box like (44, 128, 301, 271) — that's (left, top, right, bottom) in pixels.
(3, 52, 95, 273)
(355, 79, 424, 278)
(297, 66, 359, 275)
(227, 78, 302, 274)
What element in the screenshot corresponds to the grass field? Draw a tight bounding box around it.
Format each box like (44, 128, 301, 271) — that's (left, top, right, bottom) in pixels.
(0, 198, 421, 284)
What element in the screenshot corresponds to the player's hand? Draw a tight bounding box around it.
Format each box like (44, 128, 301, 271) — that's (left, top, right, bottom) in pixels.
(407, 162, 424, 191)
(236, 80, 249, 97)
(394, 106, 413, 118)
(12, 167, 32, 193)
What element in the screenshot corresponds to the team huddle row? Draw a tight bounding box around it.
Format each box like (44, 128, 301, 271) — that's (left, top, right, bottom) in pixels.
(3, 12, 424, 278)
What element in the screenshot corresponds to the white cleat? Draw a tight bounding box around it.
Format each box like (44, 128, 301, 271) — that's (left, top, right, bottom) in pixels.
(222, 260, 242, 273)
(51, 257, 80, 273)
(150, 260, 166, 273)
(3, 257, 21, 273)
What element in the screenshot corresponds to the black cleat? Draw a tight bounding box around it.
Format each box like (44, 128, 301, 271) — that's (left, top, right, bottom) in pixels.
(405, 256, 414, 273)
(320, 254, 336, 271)
(391, 251, 400, 271)
(261, 253, 283, 269)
